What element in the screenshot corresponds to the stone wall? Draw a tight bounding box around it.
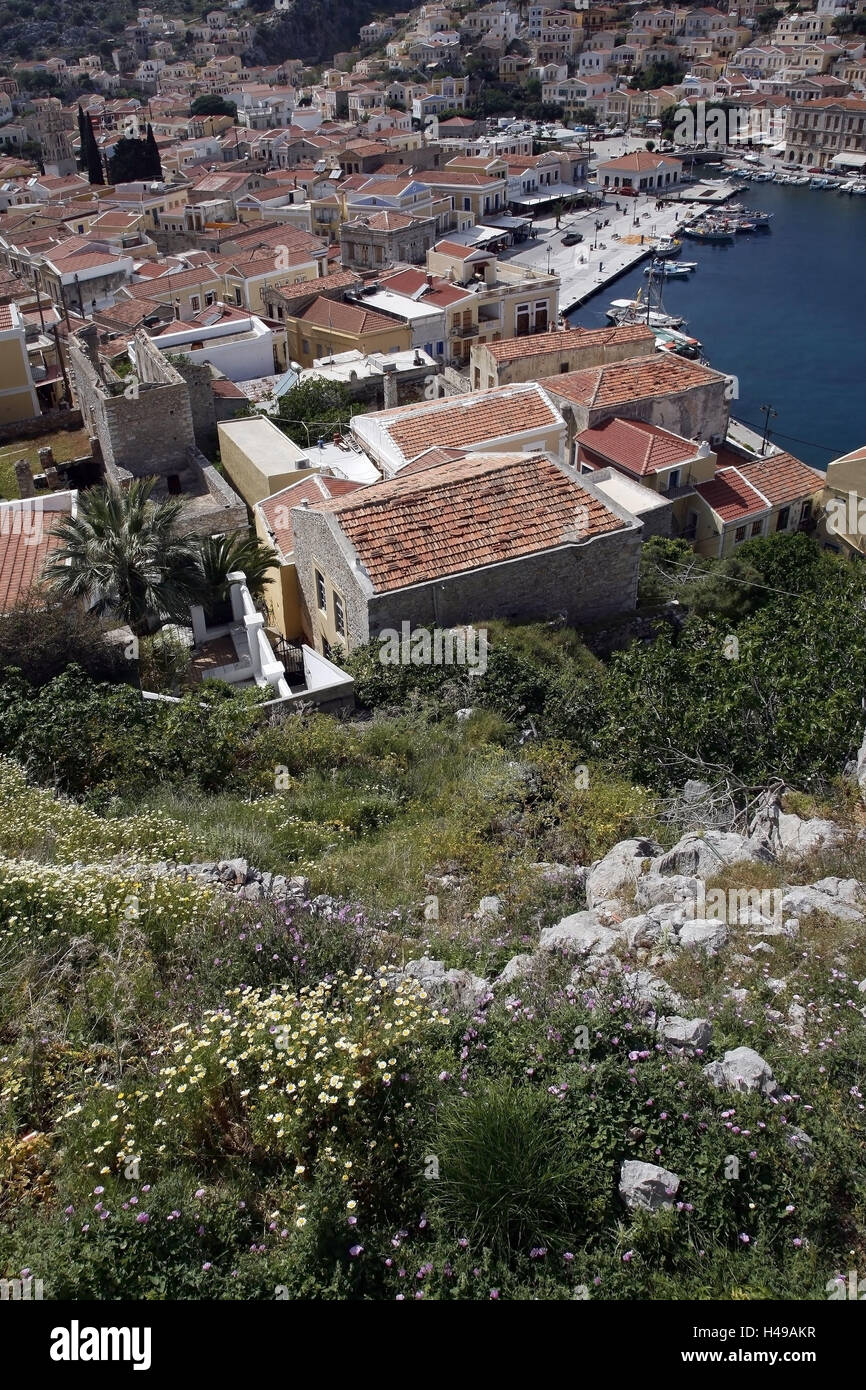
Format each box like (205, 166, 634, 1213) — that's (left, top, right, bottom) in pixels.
(69, 332, 197, 477)
(291, 505, 643, 654)
(0, 408, 82, 447)
(174, 358, 218, 455)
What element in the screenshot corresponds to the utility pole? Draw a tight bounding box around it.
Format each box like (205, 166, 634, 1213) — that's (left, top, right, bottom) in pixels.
(759, 403, 777, 455)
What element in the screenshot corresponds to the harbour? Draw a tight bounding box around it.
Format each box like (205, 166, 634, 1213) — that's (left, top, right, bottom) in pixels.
(564, 179, 866, 471)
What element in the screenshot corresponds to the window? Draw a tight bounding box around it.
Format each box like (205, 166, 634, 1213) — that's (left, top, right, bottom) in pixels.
(776, 506, 790, 531)
(667, 469, 680, 491)
(190, 295, 200, 312)
(734, 525, 746, 543)
(333, 590, 346, 638)
(751, 519, 763, 537)
(234, 288, 243, 306)
(205, 292, 216, 306)
(315, 570, 327, 613)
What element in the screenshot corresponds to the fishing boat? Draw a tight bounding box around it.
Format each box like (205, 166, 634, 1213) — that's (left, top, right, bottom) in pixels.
(682, 221, 734, 243)
(753, 170, 774, 182)
(643, 260, 697, 277)
(810, 176, 831, 189)
(652, 237, 682, 258)
(733, 208, 772, 229)
(654, 326, 703, 359)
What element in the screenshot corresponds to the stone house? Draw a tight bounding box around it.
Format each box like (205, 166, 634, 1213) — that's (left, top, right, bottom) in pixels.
(539, 354, 733, 459)
(470, 323, 657, 391)
(254, 472, 364, 639)
(290, 451, 644, 655)
(339, 209, 438, 272)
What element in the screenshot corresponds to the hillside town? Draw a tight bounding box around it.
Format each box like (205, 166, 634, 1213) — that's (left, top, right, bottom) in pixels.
(0, 0, 866, 1330)
(0, 1, 864, 684)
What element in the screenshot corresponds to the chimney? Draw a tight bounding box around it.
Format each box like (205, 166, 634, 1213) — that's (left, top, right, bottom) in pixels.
(425, 271, 433, 287)
(381, 360, 398, 411)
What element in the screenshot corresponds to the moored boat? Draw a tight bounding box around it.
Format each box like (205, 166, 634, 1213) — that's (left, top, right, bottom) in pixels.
(682, 222, 734, 243)
(643, 260, 697, 277)
(606, 297, 685, 329)
(652, 237, 682, 258)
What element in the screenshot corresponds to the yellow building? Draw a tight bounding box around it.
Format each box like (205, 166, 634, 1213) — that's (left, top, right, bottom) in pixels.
(818, 442, 866, 557)
(254, 473, 364, 639)
(286, 295, 411, 369)
(0, 302, 40, 425)
(218, 416, 317, 509)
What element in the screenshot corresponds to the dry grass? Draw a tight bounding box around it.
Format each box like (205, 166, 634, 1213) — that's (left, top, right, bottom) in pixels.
(0, 427, 90, 499)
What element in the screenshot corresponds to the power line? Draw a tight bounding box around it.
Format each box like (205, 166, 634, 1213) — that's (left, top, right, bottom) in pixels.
(737, 418, 851, 457)
(648, 553, 830, 603)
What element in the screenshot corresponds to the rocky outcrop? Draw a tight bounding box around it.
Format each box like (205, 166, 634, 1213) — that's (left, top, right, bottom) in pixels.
(584, 839, 661, 909)
(394, 957, 491, 1013)
(651, 830, 769, 879)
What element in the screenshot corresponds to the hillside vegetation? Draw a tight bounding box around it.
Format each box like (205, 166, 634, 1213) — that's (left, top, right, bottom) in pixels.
(1, 532, 866, 1299)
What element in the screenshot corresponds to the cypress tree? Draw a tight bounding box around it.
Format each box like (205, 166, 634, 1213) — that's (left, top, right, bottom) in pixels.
(76, 104, 87, 172)
(85, 113, 104, 186)
(145, 123, 162, 180)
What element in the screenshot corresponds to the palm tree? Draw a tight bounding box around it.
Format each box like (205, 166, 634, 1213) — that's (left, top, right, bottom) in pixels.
(196, 532, 276, 617)
(44, 479, 205, 635)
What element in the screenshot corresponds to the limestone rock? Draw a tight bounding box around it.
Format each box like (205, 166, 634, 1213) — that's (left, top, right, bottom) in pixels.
(619, 1159, 681, 1212)
(652, 830, 769, 879)
(677, 919, 729, 953)
(621, 970, 684, 1015)
(776, 814, 844, 857)
(585, 838, 661, 908)
(658, 1015, 712, 1054)
(703, 1046, 778, 1097)
(539, 910, 619, 956)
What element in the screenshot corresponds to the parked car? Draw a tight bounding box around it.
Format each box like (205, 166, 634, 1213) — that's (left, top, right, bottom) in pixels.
(561, 231, 584, 245)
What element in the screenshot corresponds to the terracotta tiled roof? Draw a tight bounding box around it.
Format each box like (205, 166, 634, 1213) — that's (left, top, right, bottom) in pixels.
(596, 151, 682, 172)
(540, 355, 725, 410)
(0, 303, 14, 331)
(312, 452, 626, 593)
(736, 451, 823, 506)
(415, 169, 503, 187)
(487, 323, 654, 364)
(577, 417, 700, 478)
(433, 239, 489, 260)
(399, 445, 468, 476)
(258, 473, 362, 559)
(694, 467, 769, 522)
(265, 268, 361, 303)
(0, 506, 64, 612)
(296, 296, 405, 336)
(364, 383, 563, 464)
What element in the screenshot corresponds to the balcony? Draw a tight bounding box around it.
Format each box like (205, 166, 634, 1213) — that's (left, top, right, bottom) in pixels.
(453, 322, 478, 338)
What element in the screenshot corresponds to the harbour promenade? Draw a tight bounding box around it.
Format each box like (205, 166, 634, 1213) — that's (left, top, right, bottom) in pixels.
(504, 179, 739, 313)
